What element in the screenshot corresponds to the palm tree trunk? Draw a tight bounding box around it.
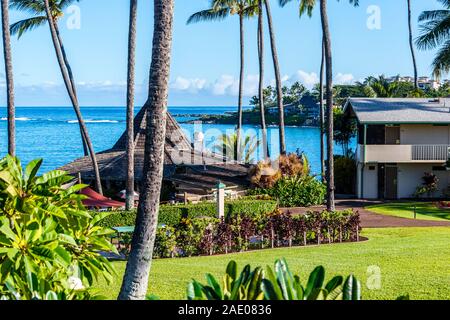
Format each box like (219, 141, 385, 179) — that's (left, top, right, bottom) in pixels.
(319, 38, 326, 182)
(320, 0, 335, 211)
(407, 0, 419, 89)
(264, 0, 285, 155)
(54, 22, 88, 156)
(236, 12, 244, 160)
(118, 0, 174, 300)
(258, 0, 269, 160)
(1, 0, 14, 157)
(125, 0, 138, 211)
(237, 12, 245, 162)
(43, 0, 103, 195)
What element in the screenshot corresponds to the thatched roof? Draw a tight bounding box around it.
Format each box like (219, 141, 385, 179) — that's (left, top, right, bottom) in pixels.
(60, 104, 244, 183)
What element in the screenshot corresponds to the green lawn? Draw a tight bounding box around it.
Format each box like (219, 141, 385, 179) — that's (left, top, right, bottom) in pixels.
(366, 202, 450, 221)
(94, 227, 450, 300)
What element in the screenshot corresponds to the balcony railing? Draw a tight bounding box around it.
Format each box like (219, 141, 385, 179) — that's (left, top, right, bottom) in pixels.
(359, 144, 450, 163)
(412, 145, 449, 161)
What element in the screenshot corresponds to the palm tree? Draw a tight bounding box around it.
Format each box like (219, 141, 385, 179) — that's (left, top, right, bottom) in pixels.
(187, 0, 258, 160)
(125, 0, 138, 211)
(1, 0, 15, 156)
(118, 0, 174, 300)
(213, 132, 260, 163)
(407, 0, 419, 89)
(280, 0, 323, 179)
(416, 0, 450, 80)
(258, 0, 269, 160)
(319, 39, 325, 182)
(263, 0, 286, 155)
(11, 0, 103, 194)
(357, 75, 400, 97)
(319, 0, 358, 211)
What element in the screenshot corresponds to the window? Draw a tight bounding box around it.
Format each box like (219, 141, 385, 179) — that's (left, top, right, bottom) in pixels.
(368, 166, 376, 171)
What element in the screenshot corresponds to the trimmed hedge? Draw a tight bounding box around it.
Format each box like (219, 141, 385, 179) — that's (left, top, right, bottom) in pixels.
(98, 199, 278, 228)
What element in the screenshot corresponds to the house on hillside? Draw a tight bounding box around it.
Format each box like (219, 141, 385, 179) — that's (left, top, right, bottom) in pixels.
(344, 98, 450, 199)
(267, 93, 320, 122)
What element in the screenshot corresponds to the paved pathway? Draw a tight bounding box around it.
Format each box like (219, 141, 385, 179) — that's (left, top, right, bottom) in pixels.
(281, 200, 450, 228)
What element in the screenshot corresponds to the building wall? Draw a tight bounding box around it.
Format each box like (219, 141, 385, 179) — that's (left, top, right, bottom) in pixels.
(357, 163, 449, 199)
(400, 125, 450, 145)
(397, 163, 448, 198)
(358, 164, 378, 199)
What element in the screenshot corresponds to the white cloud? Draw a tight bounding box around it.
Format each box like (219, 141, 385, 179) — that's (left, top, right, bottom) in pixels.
(334, 73, 355, 85)
(171, 76, 206, 93)
(211, 75, 235, 95)
(291, 70, 319, 88)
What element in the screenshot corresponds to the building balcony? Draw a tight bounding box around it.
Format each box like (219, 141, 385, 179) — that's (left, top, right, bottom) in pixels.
(358, 144, 450, 163)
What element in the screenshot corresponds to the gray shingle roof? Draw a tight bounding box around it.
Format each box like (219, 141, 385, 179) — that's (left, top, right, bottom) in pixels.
(345, 98, 450, 124)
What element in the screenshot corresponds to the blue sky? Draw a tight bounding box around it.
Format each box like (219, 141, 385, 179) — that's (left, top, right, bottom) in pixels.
(0, 0, 446, 107)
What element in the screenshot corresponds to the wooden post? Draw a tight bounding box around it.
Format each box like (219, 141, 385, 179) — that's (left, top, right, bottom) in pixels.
(414, 205, 417, 219)
(77, 172, 82, 184)
(184, 192, 188, 205)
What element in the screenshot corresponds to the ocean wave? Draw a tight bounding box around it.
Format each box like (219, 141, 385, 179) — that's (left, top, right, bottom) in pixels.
(1, 117, 34, 121)
(67, 119, 119, 124)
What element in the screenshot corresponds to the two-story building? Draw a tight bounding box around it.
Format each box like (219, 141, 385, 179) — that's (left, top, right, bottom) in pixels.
(344, 98, 450, 199)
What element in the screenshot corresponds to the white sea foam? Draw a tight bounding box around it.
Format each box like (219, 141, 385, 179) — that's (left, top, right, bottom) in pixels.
(67, 119, 119, 123)
(1, 117, 34, 121)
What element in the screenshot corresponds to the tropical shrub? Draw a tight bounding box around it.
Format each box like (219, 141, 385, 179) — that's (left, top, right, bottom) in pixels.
(116, 209, 360, 259)
(249, 152, 309, 189)
(414, 172, 439, 198)
(249, 175, 326, 207)
(153, 225, 177, 258)
(187, 259, 361, 300)
(98, 199, 277, 228)
(0, 156, 117, 300)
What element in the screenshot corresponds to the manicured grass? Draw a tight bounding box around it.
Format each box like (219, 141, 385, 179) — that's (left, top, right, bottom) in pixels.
(366, 202, 450, 221)
(94, 227, 450, 300)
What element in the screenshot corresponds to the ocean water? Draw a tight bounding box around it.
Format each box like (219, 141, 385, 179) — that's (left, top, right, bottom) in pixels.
(0, 106, 351, 175)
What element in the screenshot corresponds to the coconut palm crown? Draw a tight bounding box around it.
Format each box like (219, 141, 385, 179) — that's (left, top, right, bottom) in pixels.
(187, 0, 258, 24)
(10, 0, 78, 38)
(279, 0, 358, 17)
(416, 0, 450, 79)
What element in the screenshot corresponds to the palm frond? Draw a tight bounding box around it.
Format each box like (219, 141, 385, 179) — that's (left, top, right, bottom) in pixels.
(431, 40, 450, 79)
(10, 16, 47, 39)
(418, 9, 449, 22)
(438, 0, 450, 9)
(416, 14, 450, 50)
(10, 0, 45, 14)
(59, 0, 80, 10)
(187, 7, 231, 24)
(299, 0, 316, 18)
(279, 0, 292, 7)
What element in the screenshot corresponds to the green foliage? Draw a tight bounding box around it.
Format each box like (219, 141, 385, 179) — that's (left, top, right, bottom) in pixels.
(0, 156, 116, 300)
(416, 0, 450, 78)
(153, 225, 177, 259)
(334, 155, 356, 195)
(249, 175, 326, 207)
(175, 217, 219, 257)
(187, 259, 362, 300)
(333, 107, 357, 157)
(98, 199, 278, 228)
(212, 132, 259, 164)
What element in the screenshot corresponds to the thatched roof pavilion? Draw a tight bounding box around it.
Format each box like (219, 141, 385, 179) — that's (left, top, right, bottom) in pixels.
(60, 105, 250, 195)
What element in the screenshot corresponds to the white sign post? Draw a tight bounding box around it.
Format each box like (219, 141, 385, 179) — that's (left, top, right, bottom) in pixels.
(216, 181, 226, 219)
